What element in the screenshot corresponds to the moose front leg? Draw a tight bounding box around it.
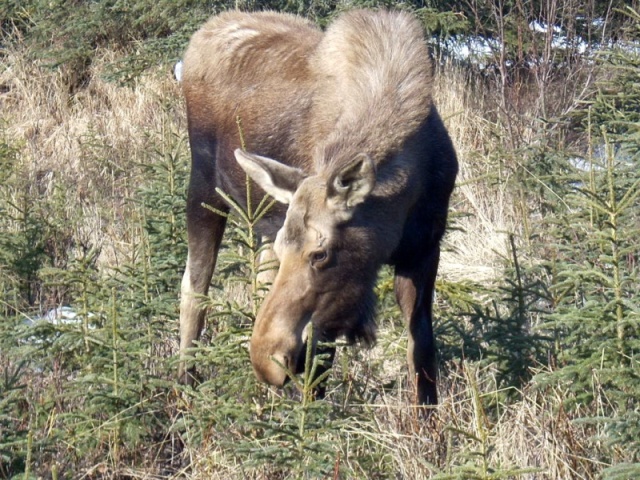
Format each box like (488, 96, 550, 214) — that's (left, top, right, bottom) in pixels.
(394, 246, 440, 405)
(178, 128, 232, 386)
(178, 193, 228, 386)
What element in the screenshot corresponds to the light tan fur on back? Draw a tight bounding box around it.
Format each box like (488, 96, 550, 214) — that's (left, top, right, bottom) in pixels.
(181, 10, 433, 175)
(183, 11, 318, 85)
(182, 11, 322, 166)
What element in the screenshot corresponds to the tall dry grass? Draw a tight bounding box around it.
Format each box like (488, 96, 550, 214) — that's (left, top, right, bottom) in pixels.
(1, 46, 186, 270)
(434, 62, 519, 284)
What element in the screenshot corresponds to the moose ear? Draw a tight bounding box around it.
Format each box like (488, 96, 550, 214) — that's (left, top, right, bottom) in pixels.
(328, 154, 376, 211)
(234, 149, 305, 204)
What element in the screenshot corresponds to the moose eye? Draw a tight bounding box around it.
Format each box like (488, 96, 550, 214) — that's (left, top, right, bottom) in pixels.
(309, 250, 328, 268)
(335, 177, 350, 190)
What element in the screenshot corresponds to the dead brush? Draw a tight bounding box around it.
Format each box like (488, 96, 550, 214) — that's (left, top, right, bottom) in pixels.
(0, 44, 186, 268)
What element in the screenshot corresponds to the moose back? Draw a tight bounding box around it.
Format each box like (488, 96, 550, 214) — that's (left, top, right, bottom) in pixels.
(178, 9, 458, 405)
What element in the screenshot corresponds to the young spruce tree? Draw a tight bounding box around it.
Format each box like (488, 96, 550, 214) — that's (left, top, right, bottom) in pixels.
(537, 8, 640, 476)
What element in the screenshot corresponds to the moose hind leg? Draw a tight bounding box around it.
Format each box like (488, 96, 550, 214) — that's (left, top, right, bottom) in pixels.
(394, 246, 440, 405)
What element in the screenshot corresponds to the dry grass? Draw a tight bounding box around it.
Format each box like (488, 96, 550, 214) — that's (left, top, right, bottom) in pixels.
(1, 45, 186, 268)
(434, 63, 520, 285)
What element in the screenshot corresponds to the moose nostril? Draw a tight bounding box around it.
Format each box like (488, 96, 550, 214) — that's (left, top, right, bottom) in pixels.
(261, 353, 289, 387)
(270, 353, 289, 369)
(282, 354, 294, 373)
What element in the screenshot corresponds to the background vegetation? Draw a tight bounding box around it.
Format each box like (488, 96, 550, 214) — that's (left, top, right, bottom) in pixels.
(1, 0, 639, 478)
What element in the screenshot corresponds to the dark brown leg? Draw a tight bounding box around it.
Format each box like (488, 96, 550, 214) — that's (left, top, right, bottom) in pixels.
(178, 133, 228, 385)
(178, 212, 226, 385)
(394, 247, 440, 405)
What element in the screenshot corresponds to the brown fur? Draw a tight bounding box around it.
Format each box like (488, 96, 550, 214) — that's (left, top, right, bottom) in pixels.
(179, 9, 458, 405)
